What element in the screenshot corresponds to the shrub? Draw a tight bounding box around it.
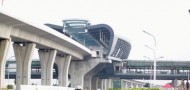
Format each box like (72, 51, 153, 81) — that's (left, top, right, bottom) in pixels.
(7, 84, 13, 89)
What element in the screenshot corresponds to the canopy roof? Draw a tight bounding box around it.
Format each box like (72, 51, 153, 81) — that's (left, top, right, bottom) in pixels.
(162, 83, 173, 88)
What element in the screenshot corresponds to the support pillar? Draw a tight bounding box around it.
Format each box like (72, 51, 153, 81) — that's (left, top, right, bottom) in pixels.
(91, 77, 98, 90)
(69, 58, 105, 89)
(103, 79, 107, 90)
(126, 82, 129, 88)
(123, 81, 127, 88)
(0, 39, 11, 88)
(83, 74, 92, 90)
(108, 78, 113, 89)
(55, 54, 72, 87)
(172, 79, 178, 90)
(133, 83, 137, 88)
(138, 84, 142, 88)
(13, 43, 36, 90)
(97, 79, 103, 90)
(127, 82, 132, 88)
(171, 69, 174, 74)
(83, 63, 106, 90)
(38, 49, 57, 85)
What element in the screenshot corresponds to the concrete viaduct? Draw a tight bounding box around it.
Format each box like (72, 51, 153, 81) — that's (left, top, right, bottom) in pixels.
(0, 10, 131, 90)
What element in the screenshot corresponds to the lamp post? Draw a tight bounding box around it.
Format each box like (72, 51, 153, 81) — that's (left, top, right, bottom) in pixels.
(188, 70, 189, 81)
(7, 56, 15, 84)
(143, 30, 157, 81)
(143, 56, 153, 81)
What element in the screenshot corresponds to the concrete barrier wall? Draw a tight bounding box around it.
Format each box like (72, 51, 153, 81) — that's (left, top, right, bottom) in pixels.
(20, 85, 75, 90)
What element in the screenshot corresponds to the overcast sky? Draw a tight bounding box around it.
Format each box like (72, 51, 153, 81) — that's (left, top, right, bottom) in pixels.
(1, 0, 190, 60)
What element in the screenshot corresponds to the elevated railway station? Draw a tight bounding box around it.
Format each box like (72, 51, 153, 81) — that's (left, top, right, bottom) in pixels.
(0, 10, 131, 90)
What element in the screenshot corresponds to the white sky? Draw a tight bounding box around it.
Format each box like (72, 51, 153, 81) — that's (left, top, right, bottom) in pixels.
(1, 0, 190, 61)
(2, 0, 190, 85)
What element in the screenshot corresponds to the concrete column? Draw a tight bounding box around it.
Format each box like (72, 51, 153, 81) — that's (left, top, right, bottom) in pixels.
(171, 69, 174, 74)
(133, 83, 137, 88)
(84, 64, 106, 90)
(101, 79, 105, 90)
(126, 81, 129, 88)
(84, 74, 92, 90)
(172, 79, 178, 90)
(69, 61, 83, 88)
(97, 79, 103, 90)
(91, 77, 98, 90)
(131, 83, 134, 88)
(135, 83, 138, 88)
(0, 39, 11, 88)
(128, 82, 132, 88)
(138, 84, 142, 88)
(100, 79, 104, 90)
(103, 79, 107, 90)
(123, 80, 127, 89)
(69, 58, 105, 89)
(38, 49, 57, 85)
(177, 69, 180, 74)
(108, 78, 113, 89)
(105, 79, 111, 90)
(13, 43, 36, 90)
(55, 54, 72, 87)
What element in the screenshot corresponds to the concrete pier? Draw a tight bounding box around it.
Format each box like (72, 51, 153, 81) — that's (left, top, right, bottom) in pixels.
(55, 55, 72, 87)
(0, 39, 11, 88)
(13, 43, 36, 90)
(38, 49, 57, 85)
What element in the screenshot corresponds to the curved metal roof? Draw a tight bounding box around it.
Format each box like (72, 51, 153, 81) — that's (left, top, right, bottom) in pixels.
(45, 21, 114, 49)
(87, 24, 114, 50)
(46, 19, 131, 61)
